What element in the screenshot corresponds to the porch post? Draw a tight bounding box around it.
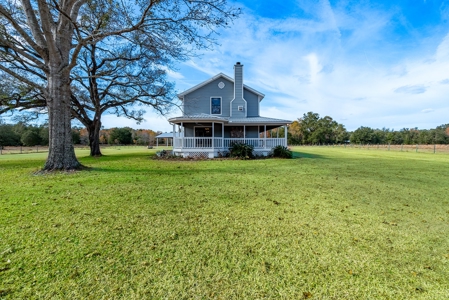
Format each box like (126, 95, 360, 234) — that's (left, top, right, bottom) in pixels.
(277, 128, 279, 138)
(157, 137, 158, 147)
(212, 122, 215, 149)
(264, 125, 267, 149)
(173, 123, 175, 148)
(181, 122, 183, 149)
(222, 123, 224, 149)
(284, 125, 287, 146)
(244, 125, 246, 142)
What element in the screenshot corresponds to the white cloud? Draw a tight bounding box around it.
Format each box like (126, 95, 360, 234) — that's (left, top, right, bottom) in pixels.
(394, 85, 427, 94)
(105, 2, 449, 131)
(166, 69, 184, 80)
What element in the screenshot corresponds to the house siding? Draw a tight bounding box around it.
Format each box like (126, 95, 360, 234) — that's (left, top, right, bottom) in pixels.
(245, 126, 259, 138)
(184, 78, 234, 117)
(244, 90, 259, 117)
(231, 99, 246, 118)
(184, 124, 194, 137)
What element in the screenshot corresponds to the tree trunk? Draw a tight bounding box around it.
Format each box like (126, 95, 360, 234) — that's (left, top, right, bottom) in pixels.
(88, 118, 102, 156)
(43, 72, 81, 170)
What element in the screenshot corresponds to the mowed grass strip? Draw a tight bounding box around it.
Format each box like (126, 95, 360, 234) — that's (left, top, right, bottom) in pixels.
(0, 147, 448, 299)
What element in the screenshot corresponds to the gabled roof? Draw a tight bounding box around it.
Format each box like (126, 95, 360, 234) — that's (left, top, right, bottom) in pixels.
(177, 73, 265, 100)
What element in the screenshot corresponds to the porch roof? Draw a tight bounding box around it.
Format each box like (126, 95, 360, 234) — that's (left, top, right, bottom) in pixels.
(168, 114, 291, 125)
(228, 116, 291, 125)
(156, 132, 176, 138)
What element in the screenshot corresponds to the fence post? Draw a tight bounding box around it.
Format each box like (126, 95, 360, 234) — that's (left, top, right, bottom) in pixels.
(416, 144, 418, 153)
(434, 144, 436, 154)
(37, 145, 39, 153)
(388, 143, 390, 151)
(20, 145, 22, 154)
(401, 144, 403, 151)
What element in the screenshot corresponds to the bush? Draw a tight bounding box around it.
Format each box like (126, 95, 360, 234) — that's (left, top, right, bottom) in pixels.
(270, 145, 292, 158)
(155, 149, 177, 159)
(229, 142, 254, 159)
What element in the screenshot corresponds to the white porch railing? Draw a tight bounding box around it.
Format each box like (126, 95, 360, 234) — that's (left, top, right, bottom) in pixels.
(173, 137, 286, 149)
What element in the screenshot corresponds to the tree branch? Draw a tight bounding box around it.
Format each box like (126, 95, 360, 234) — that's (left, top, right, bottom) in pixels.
(0, 65, 45, 92)
(0, 4, 42, 54)
(19, 0, 48, 51)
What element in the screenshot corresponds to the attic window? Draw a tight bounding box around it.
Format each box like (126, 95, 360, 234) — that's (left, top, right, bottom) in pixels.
(211, 97, 221, 114)
(238, 105, 244, 111)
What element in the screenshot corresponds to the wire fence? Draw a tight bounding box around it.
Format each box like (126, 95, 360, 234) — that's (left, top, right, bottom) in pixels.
(292, 143, 449, 154)
(0, 144, 159, 155)
(2, 143, 448, 155)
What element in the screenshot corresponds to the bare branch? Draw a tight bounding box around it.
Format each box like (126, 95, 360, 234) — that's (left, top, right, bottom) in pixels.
(36, 0, 59, 58)
(0, 4, 42, 54)
(0, 65, 45, 92)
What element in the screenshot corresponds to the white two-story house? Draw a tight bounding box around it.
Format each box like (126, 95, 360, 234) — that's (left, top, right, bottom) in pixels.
(168, 62, 291, 158)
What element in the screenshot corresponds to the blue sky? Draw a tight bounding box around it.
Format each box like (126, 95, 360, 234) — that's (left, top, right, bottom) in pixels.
(103, 0, 449, 132)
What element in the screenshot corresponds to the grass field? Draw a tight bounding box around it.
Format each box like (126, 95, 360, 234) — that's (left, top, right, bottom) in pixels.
(1, 147, 448, 299)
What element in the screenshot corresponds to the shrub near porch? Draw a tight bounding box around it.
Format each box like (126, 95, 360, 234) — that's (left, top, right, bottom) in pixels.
(0, 147, 448, 299)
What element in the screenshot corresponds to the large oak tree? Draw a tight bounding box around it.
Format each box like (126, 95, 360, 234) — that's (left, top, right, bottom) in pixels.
(0, 0, 239, 170)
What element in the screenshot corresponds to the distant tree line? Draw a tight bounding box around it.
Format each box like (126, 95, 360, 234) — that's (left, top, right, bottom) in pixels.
(0, 122, 159, 147)
(349, 125, 449, 145)
(287, 112, 449, 145)
(288, 112, 349, 145)
(0, 122, 49, 147)
(2, 113, 448, 147)
(68, 127, 159, 146)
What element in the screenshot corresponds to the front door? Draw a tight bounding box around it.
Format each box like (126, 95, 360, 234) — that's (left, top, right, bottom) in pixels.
(195, 127, 212, 137)
(195, 127, 212, 147)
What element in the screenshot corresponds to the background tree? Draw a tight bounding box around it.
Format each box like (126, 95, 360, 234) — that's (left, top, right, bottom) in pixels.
(21, 126, 41, 146)
(350, 126, 375, 144)
(298, 112, 320, 144)
(297, 112, 347, 144)
(334, 123, 350, 144)
(108, 127, 133, 145)
(69, 28, 177, 156)
(288, 120, 302, 145)
(0, 124, 21, 146)
(0, 0, 240, 170)
(71, 128, 81, 144)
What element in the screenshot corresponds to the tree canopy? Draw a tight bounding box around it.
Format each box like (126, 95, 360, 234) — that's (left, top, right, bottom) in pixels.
(0, 0, 240, 169)
(293, 112, 349, 145)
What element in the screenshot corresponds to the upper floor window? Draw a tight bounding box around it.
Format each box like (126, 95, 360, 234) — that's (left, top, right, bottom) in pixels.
(211, 97, 221, 114)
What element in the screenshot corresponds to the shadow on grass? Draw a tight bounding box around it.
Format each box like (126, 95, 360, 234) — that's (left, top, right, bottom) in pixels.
(79, 152, 151, 163)
(291, 151, 326, 159)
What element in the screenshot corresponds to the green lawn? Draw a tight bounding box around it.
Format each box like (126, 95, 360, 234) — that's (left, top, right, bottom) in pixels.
(1, 147, 448, 299)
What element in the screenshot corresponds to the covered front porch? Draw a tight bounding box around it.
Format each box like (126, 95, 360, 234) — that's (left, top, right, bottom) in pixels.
(170, 120, 288, 158)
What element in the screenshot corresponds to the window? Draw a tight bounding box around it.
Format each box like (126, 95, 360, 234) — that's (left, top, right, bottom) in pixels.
(211, 97, 221, 115)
